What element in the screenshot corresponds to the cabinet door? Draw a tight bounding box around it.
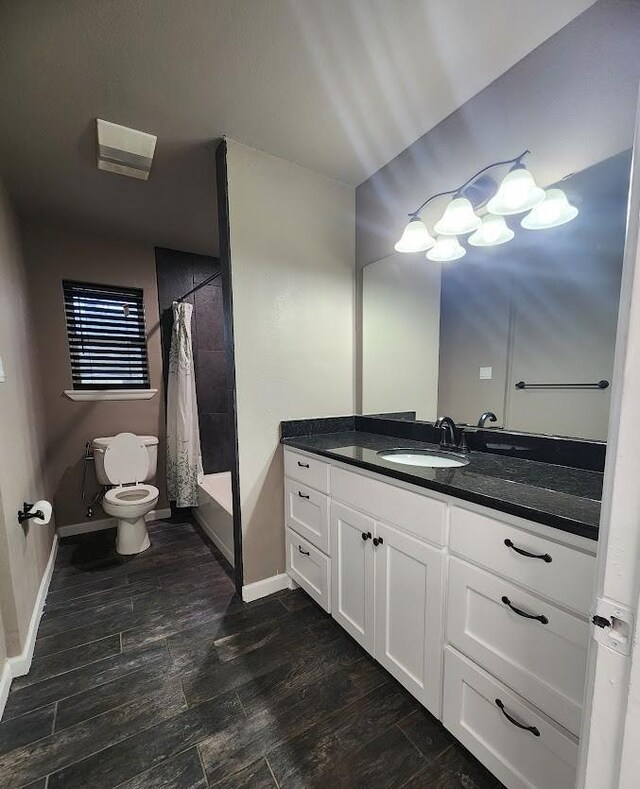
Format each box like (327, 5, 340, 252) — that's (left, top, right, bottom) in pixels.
(330, 502, 375, 654)
(374, 520, 445, 716)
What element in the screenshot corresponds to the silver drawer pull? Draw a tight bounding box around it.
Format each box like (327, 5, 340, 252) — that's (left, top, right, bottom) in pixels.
(298, 545, 310, 556)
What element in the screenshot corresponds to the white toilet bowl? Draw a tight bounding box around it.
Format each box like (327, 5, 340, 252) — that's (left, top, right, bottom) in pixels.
(98, 433, 159, 555)
(102, 483, 159, 554)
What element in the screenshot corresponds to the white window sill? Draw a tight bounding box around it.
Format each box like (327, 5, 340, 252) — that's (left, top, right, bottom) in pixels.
(64, 389, 158, 402)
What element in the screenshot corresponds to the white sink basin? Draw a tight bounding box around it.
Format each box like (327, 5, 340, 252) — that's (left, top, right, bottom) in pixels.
(377, 449, 469, 468)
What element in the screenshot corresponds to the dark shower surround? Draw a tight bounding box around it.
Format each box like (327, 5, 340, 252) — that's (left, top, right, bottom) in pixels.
(155, 247, 234, 475)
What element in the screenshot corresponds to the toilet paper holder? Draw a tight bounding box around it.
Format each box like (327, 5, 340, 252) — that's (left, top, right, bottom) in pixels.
(18, 502, 45, 524)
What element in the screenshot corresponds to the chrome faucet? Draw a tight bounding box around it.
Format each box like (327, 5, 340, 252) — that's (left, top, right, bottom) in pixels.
(477, 411, 497, 428)
(434, 416, 457, 448)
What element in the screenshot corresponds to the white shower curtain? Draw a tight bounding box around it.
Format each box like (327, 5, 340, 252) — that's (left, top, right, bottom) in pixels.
(166, 301, 203, 507)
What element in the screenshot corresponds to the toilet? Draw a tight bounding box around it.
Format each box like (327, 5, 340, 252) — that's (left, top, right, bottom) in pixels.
(93, 433, 159, 555)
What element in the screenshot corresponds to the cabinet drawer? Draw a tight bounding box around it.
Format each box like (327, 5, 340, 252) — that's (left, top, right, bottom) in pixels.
(285, 478, 330, 553)
(330, 466, 447, 547)
(443, 647, 578, 789)
(447, 558, 588, 735)
(286, 529, 330, 613)
(284, 449, 330, 493)
(450, 507, 595, 615)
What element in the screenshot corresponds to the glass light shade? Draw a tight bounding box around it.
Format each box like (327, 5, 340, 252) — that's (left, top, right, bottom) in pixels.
(394, 217, 435, 253)
(521, 188, 579, 230)
(487, 167, 545, 216)
(433, 197, 481, 235)
(468, 214, 514, 247)
(426, 235, 466, 262)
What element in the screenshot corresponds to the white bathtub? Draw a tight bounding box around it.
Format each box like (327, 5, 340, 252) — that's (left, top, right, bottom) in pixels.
(194, 472, 234, 566)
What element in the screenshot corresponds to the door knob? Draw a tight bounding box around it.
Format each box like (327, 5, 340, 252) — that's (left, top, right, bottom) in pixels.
(372, 536, 384, 547)
(361, 531, 371, 541)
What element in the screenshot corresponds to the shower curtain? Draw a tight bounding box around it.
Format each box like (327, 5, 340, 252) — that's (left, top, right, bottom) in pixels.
(166, 301, 203, 508)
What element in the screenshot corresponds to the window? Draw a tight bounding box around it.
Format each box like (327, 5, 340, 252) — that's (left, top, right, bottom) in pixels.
(63, 280, 150, 390)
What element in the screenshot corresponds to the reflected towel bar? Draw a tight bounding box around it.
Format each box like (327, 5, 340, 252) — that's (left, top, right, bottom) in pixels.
(514, 380, 609, 390)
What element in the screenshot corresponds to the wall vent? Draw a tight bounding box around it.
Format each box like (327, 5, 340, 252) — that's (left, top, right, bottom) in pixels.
(96, 119, 157, 180)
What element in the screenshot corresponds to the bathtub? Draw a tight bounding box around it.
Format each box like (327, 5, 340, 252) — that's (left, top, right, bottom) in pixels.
(193, 472, 234, 566)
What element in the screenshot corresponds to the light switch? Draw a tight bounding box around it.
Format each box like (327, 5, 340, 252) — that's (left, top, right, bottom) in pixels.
(0, 356, 5, 383)
(479, 366, 492, 380)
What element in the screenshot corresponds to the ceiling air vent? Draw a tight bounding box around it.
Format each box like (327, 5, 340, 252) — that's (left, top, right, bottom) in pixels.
(96, 119, 157, 180)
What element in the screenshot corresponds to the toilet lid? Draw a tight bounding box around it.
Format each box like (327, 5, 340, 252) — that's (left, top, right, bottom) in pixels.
(103, 433, 149, 484)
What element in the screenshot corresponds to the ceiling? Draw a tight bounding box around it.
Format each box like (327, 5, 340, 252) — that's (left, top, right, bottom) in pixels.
(0, 0, 597, 255)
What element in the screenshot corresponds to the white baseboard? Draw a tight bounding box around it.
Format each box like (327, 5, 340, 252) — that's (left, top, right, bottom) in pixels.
(1, 534, 58, 719)
(0, 661, 11, 721)
(147, 508, 172, 522)
(57, 517, 114, 537)
(242, 572, 291, 603)
(57, 508, 172, 538)
(193, 509, 235, 567)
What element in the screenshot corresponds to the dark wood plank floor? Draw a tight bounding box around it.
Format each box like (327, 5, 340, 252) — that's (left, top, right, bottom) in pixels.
(0, 519, 505, 788)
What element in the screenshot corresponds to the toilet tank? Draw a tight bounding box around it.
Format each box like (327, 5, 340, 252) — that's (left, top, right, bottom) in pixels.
(92, 435, 159, 485)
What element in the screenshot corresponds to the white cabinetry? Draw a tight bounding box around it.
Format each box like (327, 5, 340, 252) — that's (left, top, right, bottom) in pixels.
(374, 520, 444, 714)
(449, 506, 595, 616)
(283, 446, 597, 789)
(447, 557, 589, 735)
(286, 530, 331, 612)
(329, 501, 445, 715)
(330, 502, 375, 652)
(443, 648, 579, 789)
(284, 478, 330, 553)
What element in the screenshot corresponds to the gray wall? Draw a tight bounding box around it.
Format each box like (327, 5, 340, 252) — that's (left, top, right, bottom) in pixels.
(356, 0, 640, 269)
(22, 224, 167, 527)
(0, 184, 55, 659)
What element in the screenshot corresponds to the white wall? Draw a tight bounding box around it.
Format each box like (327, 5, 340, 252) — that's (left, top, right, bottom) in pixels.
(0, 182, 54, 661)
(362, 253, 440, 420)
(226, 140, 355, 584)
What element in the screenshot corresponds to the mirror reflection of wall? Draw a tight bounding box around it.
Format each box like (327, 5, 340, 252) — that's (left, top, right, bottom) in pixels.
(362, 253, 440, 420)
(361, 150, 630, 441)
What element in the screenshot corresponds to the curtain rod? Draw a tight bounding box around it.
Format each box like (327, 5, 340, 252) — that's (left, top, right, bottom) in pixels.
(177, 271, 221, 302)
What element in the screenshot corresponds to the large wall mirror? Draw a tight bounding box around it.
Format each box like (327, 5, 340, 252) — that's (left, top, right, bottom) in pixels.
(361, 150, 631, 441)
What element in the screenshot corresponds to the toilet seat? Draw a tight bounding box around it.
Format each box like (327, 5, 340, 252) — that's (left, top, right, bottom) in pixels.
(100, 432, 157, 556)
(104, 432, 150, 485)
(104, 483, 158, 507)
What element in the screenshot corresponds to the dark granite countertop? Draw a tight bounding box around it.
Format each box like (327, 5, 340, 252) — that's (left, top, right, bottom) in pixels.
(281, 431, 601, 540)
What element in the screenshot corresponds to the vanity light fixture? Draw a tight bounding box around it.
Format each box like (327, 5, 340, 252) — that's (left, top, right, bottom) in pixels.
(486, 166, 545, 216)
(394, 150, 576, 259)
(433, 197, 481, 236)
(468, 214, 514, 247)
(521, 188, 579, 230)
(394, 216, 435, 253)
(427, 235, 466, 262)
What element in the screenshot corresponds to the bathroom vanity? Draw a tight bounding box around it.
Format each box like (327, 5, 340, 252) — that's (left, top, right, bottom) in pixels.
(281, 425, 599, 789)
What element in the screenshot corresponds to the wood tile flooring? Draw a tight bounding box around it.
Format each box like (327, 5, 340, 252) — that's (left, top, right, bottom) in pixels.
(0, 519, 505, 788)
